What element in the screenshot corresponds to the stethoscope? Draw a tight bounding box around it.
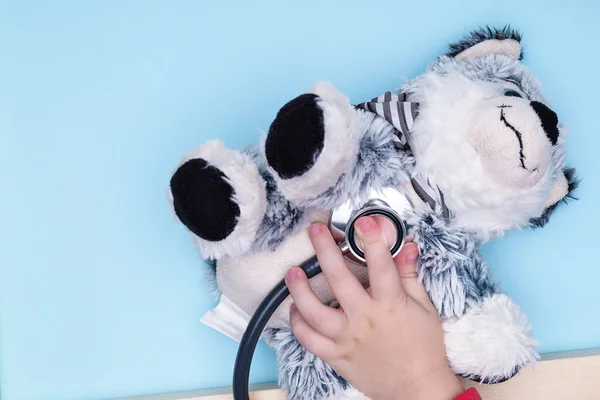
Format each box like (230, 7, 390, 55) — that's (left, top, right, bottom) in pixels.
(232, 199, 407, 400)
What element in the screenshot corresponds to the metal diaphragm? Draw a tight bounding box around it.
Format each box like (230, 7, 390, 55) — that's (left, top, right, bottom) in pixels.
(343, 199, 406, 263)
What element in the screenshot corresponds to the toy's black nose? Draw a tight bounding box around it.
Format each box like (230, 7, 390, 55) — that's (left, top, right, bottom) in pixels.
(530, 101, 559, 146)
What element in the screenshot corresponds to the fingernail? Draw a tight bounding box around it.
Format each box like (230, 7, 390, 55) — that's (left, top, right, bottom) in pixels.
(356, 216, 374, 233)
(405, 235, 413, 243)
(286, 267, 299, 283)
(403, 243, 419, 262)
(290, 303, 297, 312)
(309, 223, 323, 237)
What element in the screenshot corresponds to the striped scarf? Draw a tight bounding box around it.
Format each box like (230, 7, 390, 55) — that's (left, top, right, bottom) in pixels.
(356, 92, 451, 218)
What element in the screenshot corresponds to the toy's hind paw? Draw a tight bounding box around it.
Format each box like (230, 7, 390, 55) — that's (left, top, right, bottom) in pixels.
(443, 293, 539, 384)
(169, 140, 266, 259)
(265, 82, 363, 205)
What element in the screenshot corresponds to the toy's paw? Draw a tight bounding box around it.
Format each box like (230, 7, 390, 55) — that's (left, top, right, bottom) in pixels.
(443, 293, 539, 384)
(168, 140, 266, 259)
(265, 82, 363, 205)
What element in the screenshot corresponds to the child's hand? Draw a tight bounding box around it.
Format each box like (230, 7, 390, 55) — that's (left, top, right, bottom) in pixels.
(286, 217, 463, 400)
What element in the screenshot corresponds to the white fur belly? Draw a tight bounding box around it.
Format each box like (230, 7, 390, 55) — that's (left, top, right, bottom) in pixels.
(216, 210, 370, 329)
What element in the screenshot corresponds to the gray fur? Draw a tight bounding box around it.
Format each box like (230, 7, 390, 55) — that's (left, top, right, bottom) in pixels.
(288, 111, 415, 211)
(241, 146, 308, 253)
(203, 258, 221, 300)
(407, 209, 498, 318)
(410, 54, 546, 103)
(265, 328, 350, 400)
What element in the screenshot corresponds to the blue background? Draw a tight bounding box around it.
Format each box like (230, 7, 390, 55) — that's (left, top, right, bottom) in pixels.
(1, 1, 598, 399)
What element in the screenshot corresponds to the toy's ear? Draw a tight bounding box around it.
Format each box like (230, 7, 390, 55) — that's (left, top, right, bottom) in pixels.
(530, 168, 580, 228)
(447, 26, 523, 61)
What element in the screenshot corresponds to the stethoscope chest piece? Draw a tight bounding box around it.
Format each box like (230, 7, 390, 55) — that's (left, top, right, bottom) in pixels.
(343, 199, 406, 263)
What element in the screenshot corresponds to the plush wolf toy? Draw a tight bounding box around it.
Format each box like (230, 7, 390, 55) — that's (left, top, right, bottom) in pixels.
(168, 26, 578, 399)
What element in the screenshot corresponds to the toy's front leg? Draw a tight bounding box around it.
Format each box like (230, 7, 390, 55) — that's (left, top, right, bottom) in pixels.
(265, 82, 411, 210)
(410, 211, 538, 383)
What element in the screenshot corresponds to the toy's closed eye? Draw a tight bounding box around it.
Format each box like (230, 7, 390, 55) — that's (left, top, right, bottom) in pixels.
(503, 89, 523, 98)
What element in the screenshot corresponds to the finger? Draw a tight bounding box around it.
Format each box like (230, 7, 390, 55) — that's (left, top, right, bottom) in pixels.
(308, 223, 370, 312)
(286, 267, 346, 338)
(290, 304, 337, 359)
(373, 215, 397, 247)
(393, 242, 434, 311)
(354, 216, 403, 301)
(395, 243, 419, 279)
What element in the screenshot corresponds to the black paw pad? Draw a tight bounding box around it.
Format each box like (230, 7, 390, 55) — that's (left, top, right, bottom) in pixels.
(265, 93, 325, 179)
(170, 158, 240, 241)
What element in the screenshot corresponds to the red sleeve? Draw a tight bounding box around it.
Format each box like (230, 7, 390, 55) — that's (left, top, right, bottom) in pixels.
(454, 387, 481, 400)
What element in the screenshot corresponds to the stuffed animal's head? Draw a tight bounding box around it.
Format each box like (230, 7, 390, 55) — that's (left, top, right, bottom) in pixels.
(403, 27, 577, 240)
